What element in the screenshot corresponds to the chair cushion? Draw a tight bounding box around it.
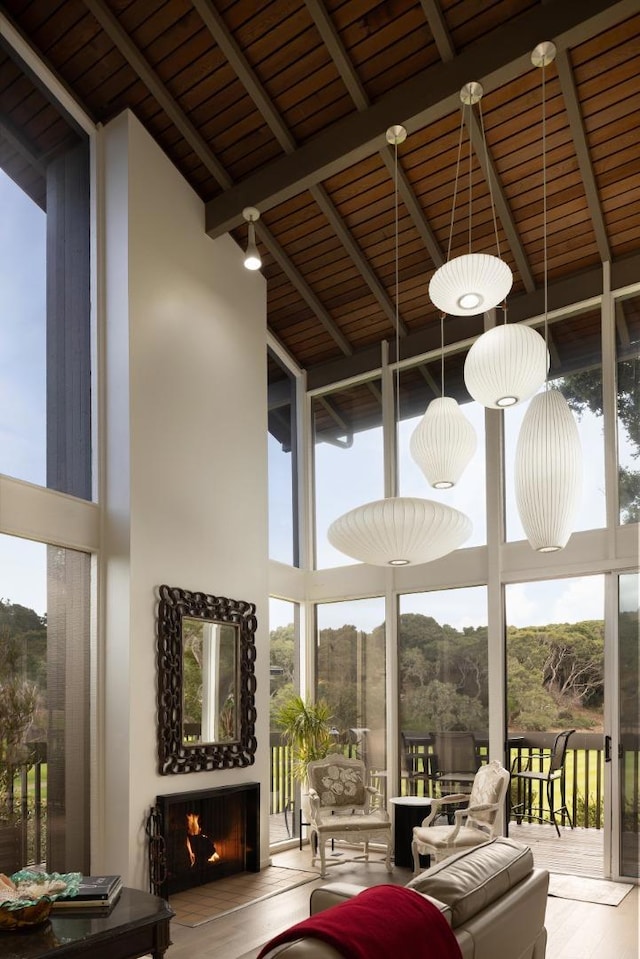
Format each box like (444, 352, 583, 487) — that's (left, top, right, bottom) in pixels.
(413, 825, 490, 851)
(406, 837, 533, 927)
(309, 761, 366, 807)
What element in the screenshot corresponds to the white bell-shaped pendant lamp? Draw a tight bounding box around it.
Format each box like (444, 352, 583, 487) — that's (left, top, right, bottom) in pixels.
(410, 399, 477, 489)
(411, 312, 476, 487)
(328, 497, 472, 566)
(428, 82, 513, 317)
(515, 388, 582, 551)
(464, 321, 549, 409)
(327, 126, 472, 568)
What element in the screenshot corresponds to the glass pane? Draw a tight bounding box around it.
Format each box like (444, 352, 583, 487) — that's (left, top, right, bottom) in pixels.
(506, 577, 604, 839)
(313, 380, 383, 568)
(269, 598, 298, 845)
(398, 349, 486, 546)
(316, 598, 386, 800)
(616, 295, 640, 525)
(0, 533, 91, 872)
(0, 170, 46, 485)
(268, 353, 297, 565)
(399, 587, 488, 797)
(619, 572, 639, 878)
(505, 310, 606, 542)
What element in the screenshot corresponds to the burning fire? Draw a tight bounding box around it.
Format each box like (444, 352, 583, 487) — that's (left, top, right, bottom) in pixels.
(185, 812, 220, 867)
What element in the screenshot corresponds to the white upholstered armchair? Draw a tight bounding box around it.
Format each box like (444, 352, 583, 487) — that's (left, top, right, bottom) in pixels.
(306, 755, 393, 879)
(411, 759, 510, 873)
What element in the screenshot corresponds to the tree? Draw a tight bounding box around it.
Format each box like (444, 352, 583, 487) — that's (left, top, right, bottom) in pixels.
(558, 366, 640, 522)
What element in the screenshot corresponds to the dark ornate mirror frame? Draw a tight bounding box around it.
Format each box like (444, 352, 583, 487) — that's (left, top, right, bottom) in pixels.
(157, 584, 257, 774)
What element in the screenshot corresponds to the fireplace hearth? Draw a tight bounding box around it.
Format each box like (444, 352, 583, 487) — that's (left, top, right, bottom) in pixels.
(149, 782, 260, 898)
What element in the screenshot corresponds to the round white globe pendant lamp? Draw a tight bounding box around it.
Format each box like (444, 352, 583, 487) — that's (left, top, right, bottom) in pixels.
(328, 497, 472, 567)
(515, 389, 582, 551)
(428, 82, 513, 317)
(410, 397, 477, 488)
(327, 126, 472, 568)
(464, 320, 549, 409)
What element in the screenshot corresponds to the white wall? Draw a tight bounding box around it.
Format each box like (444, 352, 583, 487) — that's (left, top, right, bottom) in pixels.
(100, 111, 269, 886)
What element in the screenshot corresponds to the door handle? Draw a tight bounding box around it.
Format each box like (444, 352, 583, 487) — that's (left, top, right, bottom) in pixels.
(604, 735, 612, 762)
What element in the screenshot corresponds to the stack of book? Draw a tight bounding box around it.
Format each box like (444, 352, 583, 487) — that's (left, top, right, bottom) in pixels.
(52, 875, 123, 915)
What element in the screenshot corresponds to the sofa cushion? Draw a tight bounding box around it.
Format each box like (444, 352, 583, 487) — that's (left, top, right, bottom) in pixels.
(406, 837, 534, 927)
(308, 761, 366, 807)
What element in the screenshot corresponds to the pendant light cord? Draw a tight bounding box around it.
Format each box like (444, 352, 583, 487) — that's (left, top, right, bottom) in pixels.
(446, 109, 466, 263)
(542, 57, 549, 387)
(394, 135, 401, 451)
(440, 313, 445, 397)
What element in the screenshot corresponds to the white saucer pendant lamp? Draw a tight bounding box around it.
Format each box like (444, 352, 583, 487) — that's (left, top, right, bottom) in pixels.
(429, 253, 512, 317)
(463, 322, 549, 409)
(328, 497, 472, 567)
(428, 82, 513, 318)
(515, 389, 582, 552)
(410, 397, 477, 489)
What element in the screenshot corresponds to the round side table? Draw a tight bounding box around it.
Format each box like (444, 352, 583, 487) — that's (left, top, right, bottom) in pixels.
(389, 796, 432, 869)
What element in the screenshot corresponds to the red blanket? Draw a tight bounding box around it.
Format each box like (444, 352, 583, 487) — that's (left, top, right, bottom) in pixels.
(257, 884, 462, 959)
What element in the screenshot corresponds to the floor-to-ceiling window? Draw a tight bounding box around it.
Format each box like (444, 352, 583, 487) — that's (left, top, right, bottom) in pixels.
(313, 380, 383, 569)
(616, 294, 640, 525)
(315, 598, 386, 788)
(506, 576, 605, 845)
(398, 587, 488, 795)
(269, 598, 299, 845)
(0, 40, 93, 872)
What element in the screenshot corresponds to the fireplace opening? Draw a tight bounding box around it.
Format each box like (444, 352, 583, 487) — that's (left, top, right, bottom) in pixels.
(150, 782, 260, 898)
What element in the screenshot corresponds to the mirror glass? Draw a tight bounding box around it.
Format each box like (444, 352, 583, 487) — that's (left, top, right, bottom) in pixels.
(157, 584, 257, 774)
(182, 617, 239, 744)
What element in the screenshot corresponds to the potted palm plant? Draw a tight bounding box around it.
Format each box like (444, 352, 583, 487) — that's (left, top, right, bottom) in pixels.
(274, 694, 335, 782)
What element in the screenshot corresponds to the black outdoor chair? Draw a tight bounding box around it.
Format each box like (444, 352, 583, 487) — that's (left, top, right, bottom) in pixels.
(401, 732, 435, 796)
(510, 729, 575, 838)
(430, 731, 482, 797)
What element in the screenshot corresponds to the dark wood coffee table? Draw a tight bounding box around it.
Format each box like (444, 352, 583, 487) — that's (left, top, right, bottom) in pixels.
(0, 887, 174, 959)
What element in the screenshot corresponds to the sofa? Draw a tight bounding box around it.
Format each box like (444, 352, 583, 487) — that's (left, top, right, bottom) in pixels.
(260, 837, 549, 959)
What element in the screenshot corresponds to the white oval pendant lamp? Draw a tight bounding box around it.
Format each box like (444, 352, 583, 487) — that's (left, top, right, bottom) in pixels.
(515, 389, 582, 551)
(515, 41, 582, 553)
(428, 82, 513, 317)
(464, 321, 549, 409)
(327, 126, 472, 568)
(328, 497, 472, 567)
(410, 397, 477, 489)
(429, 253, 512, 317)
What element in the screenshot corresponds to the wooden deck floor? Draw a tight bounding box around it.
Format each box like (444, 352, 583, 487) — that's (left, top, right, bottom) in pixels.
(269, 813, 605, 878)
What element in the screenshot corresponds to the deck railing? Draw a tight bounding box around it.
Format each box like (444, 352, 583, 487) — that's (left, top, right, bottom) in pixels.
(269, 731, 606, 832)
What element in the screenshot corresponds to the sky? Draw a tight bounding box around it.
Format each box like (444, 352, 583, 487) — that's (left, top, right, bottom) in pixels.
(0, 170, 47, 615)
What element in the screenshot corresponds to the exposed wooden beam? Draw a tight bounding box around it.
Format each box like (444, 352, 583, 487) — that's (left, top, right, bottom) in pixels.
(465, 107, 535, 292)
(615, 300, 631, 349)
(205, 0, 635, 237)
(256, 222, 353, 356)
(378, 146, 444, 269)
(194, 0, 397, 357)
(0, 115, 46, 175)
(191, 0, 295, 154)
(310, 183, 406, 336)
(83, 0, 231, 187)
(420, 0, 455, 62)
(304, 0, 368, 111)
(555, 48, 611, 263)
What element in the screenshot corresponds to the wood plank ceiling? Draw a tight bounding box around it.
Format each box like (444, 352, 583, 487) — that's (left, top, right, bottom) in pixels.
(1, 0, 639, 425)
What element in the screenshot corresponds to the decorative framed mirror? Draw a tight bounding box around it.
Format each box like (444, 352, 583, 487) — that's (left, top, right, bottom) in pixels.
(157, 584, 257, 774)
